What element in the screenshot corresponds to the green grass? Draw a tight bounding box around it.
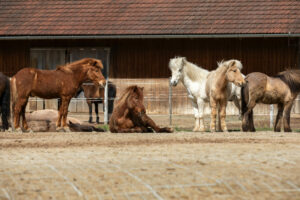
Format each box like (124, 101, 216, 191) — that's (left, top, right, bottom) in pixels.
(174, 126, 193, 132)
(96, 124, 109, 131)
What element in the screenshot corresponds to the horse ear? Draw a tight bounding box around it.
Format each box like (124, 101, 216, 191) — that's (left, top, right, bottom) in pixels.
(229, 60, 236, 67)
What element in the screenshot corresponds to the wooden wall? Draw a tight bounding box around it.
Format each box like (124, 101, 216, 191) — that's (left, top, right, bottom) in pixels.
(0, 37, 299, 115)
(110, 38, 299, 78)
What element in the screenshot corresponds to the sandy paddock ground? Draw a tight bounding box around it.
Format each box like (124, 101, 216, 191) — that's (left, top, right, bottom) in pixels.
(0, 130, 300, 200)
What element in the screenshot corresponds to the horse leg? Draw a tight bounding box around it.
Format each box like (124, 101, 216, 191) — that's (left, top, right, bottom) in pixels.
(220, 100, 228, 132)
(191, 100, 200, 132)
(13, 98, 27, 132)
(283, 101, 293, 132)
(233, 96, 242, 120)
(56, 101, 64, 130)
(274, 103, 283, 132)
(1, 110, 8, 131)
(21, 101, 30, 131)
(197, 98, 206, 132)
(95, 102, 99, 124)
(61, 98, 71, 131)
(87, 100, 93, 123)
(210, 98, 217, 132)
(242, 100, 256, 132)
(217, 105, 221, 131)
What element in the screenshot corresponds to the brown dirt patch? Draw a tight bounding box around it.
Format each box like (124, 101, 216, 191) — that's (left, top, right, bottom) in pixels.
(1, 131, 300, 199)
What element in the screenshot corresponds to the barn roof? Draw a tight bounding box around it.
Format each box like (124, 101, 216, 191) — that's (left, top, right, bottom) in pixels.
(0, 0, 300, 38)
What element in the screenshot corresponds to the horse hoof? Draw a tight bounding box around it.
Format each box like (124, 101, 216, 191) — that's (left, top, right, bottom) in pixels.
(56, 127, 65, 132)
(64, 127, 71, 132)
(199, 128, 205, 132)
(25, 128, 33, 133)
(15, 128, 23, 133)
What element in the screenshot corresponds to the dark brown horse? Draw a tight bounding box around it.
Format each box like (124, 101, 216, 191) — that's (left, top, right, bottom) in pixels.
(81, 81, 116, 123)
(241, 70, 300, 132)
(11, 58, 106, 132)
(0, 72, 10, 131)
(109, 85, 172, 133)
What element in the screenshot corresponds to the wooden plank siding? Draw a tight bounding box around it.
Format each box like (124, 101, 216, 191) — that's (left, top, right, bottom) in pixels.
(0, 37, 299, 115)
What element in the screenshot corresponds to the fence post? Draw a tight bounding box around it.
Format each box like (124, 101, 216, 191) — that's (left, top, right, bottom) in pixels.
(270, 104, 274, 128)
(104, 48, 110, 125)
(169, 77, 172, 126)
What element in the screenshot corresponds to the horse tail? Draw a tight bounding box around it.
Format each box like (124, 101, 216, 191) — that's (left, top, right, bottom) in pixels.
(241, 83, 248, 116)
(0, 76, 10, 130)
(10, 77, 18, 129)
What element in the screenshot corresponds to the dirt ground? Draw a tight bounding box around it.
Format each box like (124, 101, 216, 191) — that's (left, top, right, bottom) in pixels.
(1, 129, 300, 200)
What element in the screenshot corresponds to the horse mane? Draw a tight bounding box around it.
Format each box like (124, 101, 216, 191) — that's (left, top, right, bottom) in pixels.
(275, 69, 300, 94)
(56, 58, 103, 73)
(169, 57, 209, 81)
(115, 85, 140, 109)
(217, 59, 243, 71)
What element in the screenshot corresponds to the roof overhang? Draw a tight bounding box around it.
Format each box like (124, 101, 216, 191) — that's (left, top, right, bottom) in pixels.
(0, 34, 300, 40)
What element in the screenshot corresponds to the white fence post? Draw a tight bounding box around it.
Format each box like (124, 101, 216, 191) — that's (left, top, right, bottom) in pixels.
(270, 104, 274, 128)
(104, 48, 110, 125)
(169, 77, 172, 126)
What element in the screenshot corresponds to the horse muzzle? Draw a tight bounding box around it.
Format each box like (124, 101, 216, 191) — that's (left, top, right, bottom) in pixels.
(98, 80, 106, 87)
(170, 80, 178, 87)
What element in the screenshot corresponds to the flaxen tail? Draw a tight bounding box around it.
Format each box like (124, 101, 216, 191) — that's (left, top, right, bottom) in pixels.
(10, 77, 18, 130)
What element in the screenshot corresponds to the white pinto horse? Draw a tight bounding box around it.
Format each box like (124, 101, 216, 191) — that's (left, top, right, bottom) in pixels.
(169, 57, 243, 132)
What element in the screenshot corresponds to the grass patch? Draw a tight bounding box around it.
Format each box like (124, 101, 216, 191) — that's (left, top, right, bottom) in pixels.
(174, 126, 193, 132)
(255, 127, 273, 131)
(96, 124, 109, 131)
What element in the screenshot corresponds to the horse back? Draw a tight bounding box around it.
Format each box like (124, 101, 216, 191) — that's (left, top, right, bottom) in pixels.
(14, 68, 75, 98)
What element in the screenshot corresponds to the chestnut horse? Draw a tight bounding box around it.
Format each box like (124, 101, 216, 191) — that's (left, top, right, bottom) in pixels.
(109, 85, 172, 133)
(0, 72, 10, 131)
(81, 81, 116, 123)
(206, 60, 245, 132)
(242, 70, 300, 132)
(11, 58, 106, 132)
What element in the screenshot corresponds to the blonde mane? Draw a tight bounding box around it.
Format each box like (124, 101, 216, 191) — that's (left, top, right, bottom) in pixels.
(169, 57, 209, 82)
(217, 59, 243, 70)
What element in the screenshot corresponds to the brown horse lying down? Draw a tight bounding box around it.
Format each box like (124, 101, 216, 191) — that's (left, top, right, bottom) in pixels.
(109, 85, 173, 133)
(26, 109, 104, 132)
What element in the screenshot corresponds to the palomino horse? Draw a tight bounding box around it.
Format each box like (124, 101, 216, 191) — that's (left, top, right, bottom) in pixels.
(109, 85, 172, 133)
(169, 57, 244, 132)
(242, 70, 300, 132)
(11, 58, 106, 132)
(0, 72, 10, 131)
(81, 81, 116, 123)
(206, 60, 245, 132)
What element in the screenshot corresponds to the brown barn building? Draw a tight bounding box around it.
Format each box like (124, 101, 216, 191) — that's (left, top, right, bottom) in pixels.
(0, 0, 300, 115)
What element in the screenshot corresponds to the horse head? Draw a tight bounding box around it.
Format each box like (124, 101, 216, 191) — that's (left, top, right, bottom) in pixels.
(126, 85, 146, 115)
(169, 57, 187, 86)
(224, 60, 246, 87)
(86, 58, 106, 87)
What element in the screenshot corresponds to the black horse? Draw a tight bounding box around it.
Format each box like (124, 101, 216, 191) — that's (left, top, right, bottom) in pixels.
(81, 81, 116, 123)
(58, 81, 116, 123)
(0, 72, 10, 131)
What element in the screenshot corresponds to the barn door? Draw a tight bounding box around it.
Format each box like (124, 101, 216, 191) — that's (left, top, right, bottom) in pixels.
(69, 48, 109, 78)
